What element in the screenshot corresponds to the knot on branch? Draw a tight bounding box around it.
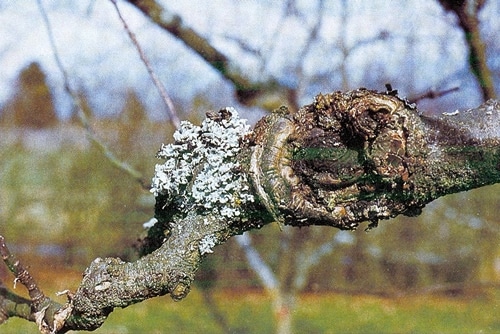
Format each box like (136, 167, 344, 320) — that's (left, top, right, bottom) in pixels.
(249, 89, 429, 230)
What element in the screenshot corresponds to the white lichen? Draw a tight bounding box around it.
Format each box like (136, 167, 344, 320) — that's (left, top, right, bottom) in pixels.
(151, 108, 254, 219)
(442, 110, 460, 116)
(198, 234, 217, 255)
(143, 217, 158, 229)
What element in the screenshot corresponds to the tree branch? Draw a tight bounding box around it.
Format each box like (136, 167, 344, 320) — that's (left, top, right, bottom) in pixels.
(409, 86, 460, 103)
(0, 236, 67, 333)
(36, 0, 149, 189)
(0, 284, 34, 324)
(1, 89, 499, 332)
(110, 0, 181, 128)
(438, 0, 496, 101)
(124, 0, 293, 109)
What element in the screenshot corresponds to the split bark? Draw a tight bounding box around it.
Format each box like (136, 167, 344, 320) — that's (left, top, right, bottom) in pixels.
(1, 89, 500, 333)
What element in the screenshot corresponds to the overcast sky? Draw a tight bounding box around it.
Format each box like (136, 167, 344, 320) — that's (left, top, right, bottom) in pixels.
(0, 0, 498, 122)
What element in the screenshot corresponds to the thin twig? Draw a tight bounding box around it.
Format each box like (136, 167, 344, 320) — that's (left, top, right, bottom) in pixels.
(110, 0, 181, 129)
(36, 0, 149, 189)
(410, 86, 460, 103)
(0, 236, 47, 311)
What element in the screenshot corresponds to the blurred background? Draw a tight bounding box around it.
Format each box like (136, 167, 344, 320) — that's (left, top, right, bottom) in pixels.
(0, 1, 499, 333)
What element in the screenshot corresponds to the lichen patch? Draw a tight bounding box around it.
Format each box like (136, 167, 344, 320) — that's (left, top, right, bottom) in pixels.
(151, 108, 254, 220)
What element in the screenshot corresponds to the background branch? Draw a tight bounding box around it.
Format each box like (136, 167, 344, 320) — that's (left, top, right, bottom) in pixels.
(36, 0, 149, 189)
(111, 0, 181, 129)
(125, 0, 294, 109)
(438, 0, 496, 101)
(1, 2, 498, 333)
(409, 86, 460, 103)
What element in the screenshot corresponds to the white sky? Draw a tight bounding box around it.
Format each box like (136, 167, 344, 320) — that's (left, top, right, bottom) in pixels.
(0, 0, 498, 121)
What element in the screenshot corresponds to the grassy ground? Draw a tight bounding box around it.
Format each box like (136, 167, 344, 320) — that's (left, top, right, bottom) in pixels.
(2, 267, 499, 333)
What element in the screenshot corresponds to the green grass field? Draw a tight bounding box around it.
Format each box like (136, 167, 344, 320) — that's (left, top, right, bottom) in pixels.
(2, 280, 499, 333)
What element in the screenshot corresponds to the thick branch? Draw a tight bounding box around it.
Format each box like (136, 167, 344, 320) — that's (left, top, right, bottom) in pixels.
(1, 89, 499, 333)
(0, 285, 34, 324)
(246, 89, 500, 230)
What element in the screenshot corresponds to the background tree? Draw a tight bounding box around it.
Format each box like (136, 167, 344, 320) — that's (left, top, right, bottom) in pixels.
(1, 62, 58, 128)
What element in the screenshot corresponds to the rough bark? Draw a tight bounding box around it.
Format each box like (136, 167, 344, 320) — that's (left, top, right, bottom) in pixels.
(1, 89, 500, 333)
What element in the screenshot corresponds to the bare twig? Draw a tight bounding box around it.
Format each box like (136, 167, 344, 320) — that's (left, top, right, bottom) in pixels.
(297, 0, 324, 64)
(110, 0, 180, 129)
(36, 0, 149, 189)
(0, 236, 71, 333)
(294, 0, 324, 104)
(0, 236, 50, 320)
(409, 86, 460, 103)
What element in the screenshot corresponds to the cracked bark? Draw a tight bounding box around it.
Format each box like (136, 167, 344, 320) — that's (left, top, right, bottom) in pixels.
(1, 89, 500, 333)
